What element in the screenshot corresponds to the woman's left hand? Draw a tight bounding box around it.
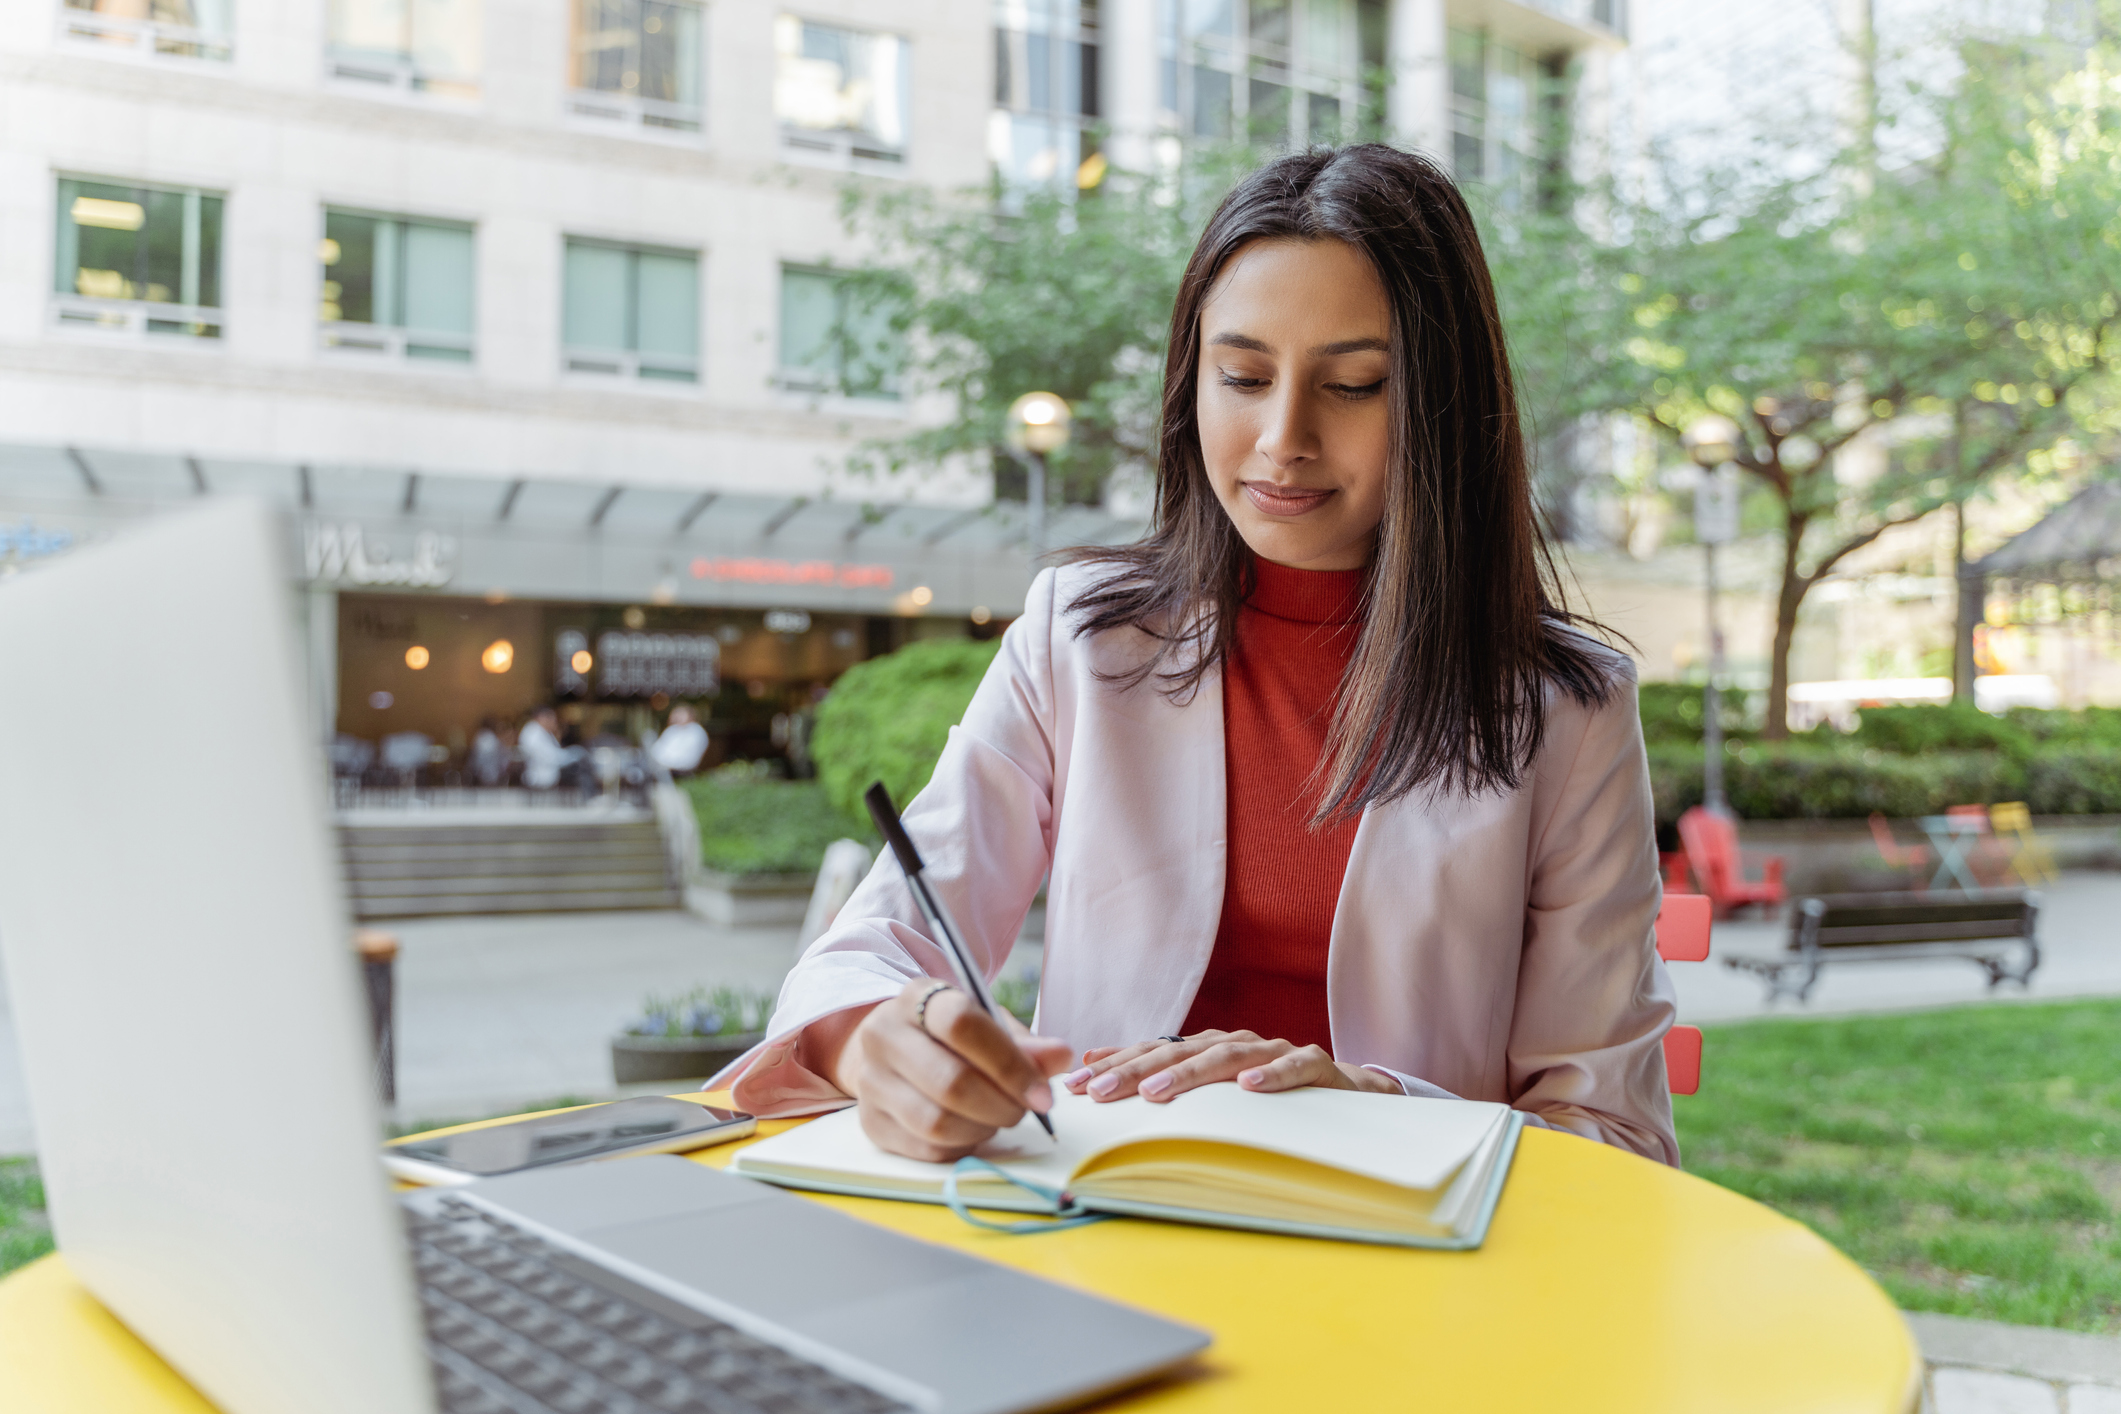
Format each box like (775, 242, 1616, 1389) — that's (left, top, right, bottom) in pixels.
(1059, 1029, 1404, 1103)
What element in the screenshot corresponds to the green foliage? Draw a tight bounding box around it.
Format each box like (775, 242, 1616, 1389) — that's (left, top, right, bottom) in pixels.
(1852, 703, 2036, 760)
(2009, 706, 2121, 748)
(0, 1156, 52, 1278)
(812, 638, 1003, 826)
(1637, 682, 1757, 744)
(834, 163, 1235, 504)
(992, 968, 1040, 1027)
(2024, 747, 2121, 816)
(626, 986, 777, 1040)
(1675, 999, 2121, 1332)
(683, 769, 862, 877)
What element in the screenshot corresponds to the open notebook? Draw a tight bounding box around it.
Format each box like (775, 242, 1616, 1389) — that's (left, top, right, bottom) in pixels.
(731, 1084, 1526, 1249)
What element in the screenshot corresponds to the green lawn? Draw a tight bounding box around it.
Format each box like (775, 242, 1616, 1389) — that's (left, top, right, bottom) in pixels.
(1677, 997, 2121, 1333)
(1, 1156, 52, 1278)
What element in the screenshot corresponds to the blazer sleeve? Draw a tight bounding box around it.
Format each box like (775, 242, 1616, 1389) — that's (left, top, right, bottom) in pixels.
(1507, 663, 1680, 1165)
(710, 571, 1064, 1116)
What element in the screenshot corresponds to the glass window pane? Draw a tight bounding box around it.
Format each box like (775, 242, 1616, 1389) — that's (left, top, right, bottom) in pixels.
(1026, 31, 1052, 112)
(1192, 64, 1231, 138)
(641, 0, 699, 105)
(329, 0, 409, 57)
(839, 282, 900, 398)
(1184, 0, 1232, 36)
(136, 187, 185, 304)
(1248, 77, 1289, 145)
(193, 193, 222, 309)
(779, 267, 838, 373)
(323, 210, 379, 324)
(776, 18, 906, 147)
(1307, 90, 1339, 142)
(63, 179, 145, 301)
(571, 0, 631, 93)
(634, 251, 698, 359)
(411, 0, 480, 81)
(1248, 0, 1288, 49)
(564, 242, 630, 350)
(1073, 40, 1099, 117)
(1448, 27, 1483, 101)
(1302, 0, 1342, 69)
(1452, 126, 1482, 179)
(401, 222, 473, 335)
(995, 29, 1015, 105)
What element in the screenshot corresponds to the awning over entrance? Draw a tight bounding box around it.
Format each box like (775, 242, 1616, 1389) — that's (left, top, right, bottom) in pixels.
(0, 442, 1148, 616)
(1977, 482, 2121, 580)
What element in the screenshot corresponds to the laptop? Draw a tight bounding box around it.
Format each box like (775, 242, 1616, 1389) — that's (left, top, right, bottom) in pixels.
(0, 499, 1207, 1414)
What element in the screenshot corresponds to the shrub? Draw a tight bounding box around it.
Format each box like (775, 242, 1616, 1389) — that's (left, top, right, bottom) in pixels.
(1646, 742, 2029, 830)
(811, 637, 1003, 825)
(1852, 702, 2035, 760)
(1637, 682, 1756, 744)
(624, 986, 777, 1039)
(2023, 747, 2121, 815)
(683, 768, 860, 876)
(2009, 706, 2121, 749)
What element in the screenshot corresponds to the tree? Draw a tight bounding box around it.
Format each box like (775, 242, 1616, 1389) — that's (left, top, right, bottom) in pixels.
(1488, 37, 2121, 737)
(832, 168, 1228, 508)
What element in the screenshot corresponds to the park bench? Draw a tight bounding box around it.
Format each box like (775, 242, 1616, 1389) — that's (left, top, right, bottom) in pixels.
(1722, 889, 2040, 1003)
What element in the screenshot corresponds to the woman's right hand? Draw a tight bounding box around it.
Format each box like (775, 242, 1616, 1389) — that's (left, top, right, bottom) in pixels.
(822, 981, 1074, 1162)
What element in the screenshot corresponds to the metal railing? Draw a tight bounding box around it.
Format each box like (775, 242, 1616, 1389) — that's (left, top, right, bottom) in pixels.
(58, 8, 232, 60)
(50, 295, 222, 341)
(568, 90, 703, 135)
(563, 347, 699, 382)
(779, 127, 906, 168)
(321, 322, 476, 363)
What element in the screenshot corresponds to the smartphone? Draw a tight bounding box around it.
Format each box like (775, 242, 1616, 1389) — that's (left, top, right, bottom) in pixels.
(382, 1096, 756, 1187)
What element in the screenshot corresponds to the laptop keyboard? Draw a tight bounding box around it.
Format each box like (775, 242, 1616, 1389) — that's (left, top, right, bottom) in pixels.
(408, 1195, 916, 1414)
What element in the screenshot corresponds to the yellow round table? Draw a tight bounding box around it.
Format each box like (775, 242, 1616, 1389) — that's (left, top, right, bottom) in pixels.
(0, 1109, 1919, 1413)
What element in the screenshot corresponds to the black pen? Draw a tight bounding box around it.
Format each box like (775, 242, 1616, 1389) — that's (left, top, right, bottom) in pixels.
(864, 781, 1056, 1138)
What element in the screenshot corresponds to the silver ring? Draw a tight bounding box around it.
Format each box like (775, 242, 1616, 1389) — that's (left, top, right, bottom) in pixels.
(1158, 1034, 1186, 1044)
(913, 981, 954, 1038)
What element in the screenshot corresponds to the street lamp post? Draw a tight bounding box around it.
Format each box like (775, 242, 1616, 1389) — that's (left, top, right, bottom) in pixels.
(1682, 414, 1742, 818)
(1006, 391, 1071, 560)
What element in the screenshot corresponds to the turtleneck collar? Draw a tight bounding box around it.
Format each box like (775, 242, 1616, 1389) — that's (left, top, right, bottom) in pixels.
(1243, 555, 1366, 626)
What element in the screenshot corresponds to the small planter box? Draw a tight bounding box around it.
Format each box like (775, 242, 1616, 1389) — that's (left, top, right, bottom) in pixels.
(610, 1031, 765, 1085)
(685, 868, 815, 927)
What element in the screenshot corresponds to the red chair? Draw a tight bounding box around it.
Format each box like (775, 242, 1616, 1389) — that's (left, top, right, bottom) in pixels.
(1677, 806, 1786, 920)
(1655, 892, 1711, 1096)
(1867, 813, 1933, 873)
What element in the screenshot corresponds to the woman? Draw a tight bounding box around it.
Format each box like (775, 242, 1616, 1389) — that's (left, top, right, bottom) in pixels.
(717, 145, 1677, 1166)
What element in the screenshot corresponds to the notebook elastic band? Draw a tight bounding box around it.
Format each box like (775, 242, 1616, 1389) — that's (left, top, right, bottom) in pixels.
(943, 1157, 1109, 1235)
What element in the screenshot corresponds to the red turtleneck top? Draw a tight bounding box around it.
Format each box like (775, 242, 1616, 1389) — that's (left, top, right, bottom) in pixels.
(1180, 557, 1365, 1055)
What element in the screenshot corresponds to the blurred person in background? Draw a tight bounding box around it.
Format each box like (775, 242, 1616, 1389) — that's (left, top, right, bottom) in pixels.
(518, 707, 585, 792)
(468, 716, 511, 787)
(651, 703, 709, 776)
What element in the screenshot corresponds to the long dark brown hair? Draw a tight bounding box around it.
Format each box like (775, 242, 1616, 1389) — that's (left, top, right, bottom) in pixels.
(1063, 144, 1616, 821)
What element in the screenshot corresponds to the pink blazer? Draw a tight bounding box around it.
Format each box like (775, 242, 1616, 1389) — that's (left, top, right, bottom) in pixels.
(717, 564, 1679, 1165)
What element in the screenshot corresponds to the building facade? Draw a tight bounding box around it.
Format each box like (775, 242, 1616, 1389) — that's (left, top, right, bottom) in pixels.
(0, 0, 1625, 757)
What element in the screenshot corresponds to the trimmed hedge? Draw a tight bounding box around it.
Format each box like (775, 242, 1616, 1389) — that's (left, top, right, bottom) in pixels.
(682, 768, 861, 876)
(1646, 740, 2121, 828)
(811, 637, 1003, 827)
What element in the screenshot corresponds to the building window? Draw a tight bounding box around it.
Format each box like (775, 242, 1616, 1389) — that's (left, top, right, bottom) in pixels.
(319, 210, 476, 362)
(59, 0, 232, 60)
(562, 240, 700, 382)
(568, 0, 703, 133)
(1447, 27, 1543, 195)
(991, 1, 1101, 191)
(774, 16, 909, 166)
(778, 266, 899, 400)
(52, 177, 223, 340)
(1161, 0, 1357, 148)
(327, 0, 481, 98)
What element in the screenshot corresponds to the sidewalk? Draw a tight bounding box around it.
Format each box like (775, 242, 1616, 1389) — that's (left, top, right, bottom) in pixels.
(1674, 870, 2121, 1024)
(0, 872, 2114, 1150)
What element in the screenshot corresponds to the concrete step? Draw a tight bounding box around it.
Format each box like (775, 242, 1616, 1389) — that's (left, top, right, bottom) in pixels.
(337, 817, 681, 920)
(344, 851, 669, 878)
(352, 888, 684, 918)
(350, 871, 676, 899)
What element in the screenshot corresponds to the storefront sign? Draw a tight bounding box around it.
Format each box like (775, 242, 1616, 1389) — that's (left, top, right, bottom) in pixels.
(688, 556, 893, 589)
(593, 631, 721, 698)
(305, 523, 455, 588)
